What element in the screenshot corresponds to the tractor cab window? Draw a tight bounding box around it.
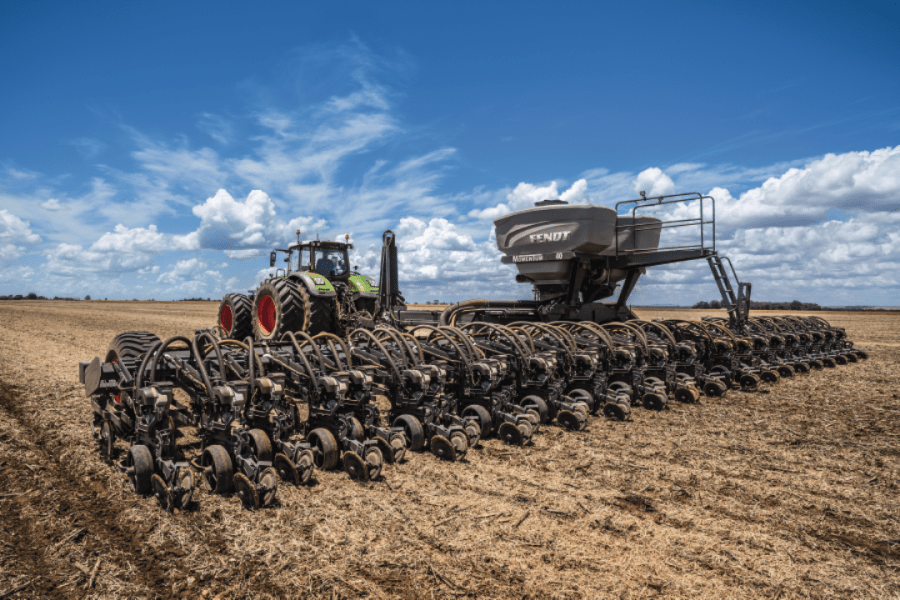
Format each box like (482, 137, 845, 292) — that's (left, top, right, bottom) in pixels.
(313, 248, 348, 278)
(292, 248, 310, 272)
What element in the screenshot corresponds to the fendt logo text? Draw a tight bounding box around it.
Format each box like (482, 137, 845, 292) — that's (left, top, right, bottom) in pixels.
(529, 231, 572, 243)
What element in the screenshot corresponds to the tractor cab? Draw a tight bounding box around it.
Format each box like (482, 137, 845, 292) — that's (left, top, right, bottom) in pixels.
(270, 233, 353, 281)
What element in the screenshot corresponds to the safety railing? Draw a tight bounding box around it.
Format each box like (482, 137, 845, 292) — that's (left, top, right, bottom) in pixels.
(613, 192, 715, 256)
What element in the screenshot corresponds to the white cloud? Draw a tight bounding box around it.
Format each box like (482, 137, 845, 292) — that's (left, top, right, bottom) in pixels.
(0, 210, 42, 244)
(41, 198, 66, 211)
(468, 178, 589, 221)
(157, 258, 209, 284)
(186, 189, 326, 252)
(90, 224, 170, 254)
(634, 167, 675, 197)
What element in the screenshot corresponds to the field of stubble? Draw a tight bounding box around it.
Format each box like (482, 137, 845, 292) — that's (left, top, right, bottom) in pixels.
(1, 301, 899, 600)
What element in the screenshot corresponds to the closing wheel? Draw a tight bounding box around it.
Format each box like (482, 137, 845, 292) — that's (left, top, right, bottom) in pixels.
(567, 389, 595, 414)
(856, 350, 868, 360)
(525, 409, 541, 429)
(364, 447, 383, 480)
(389, 434, 407, 463)
(248, 429, 273, 462)
(201, 445, 234, 494)
(449, 431, 468, 460)
(608, 382, 634, 402)
(461, 405, 493, 437)
(125, 445, 153, 495)
(151, 474, 174, 512)
(233, 472, 260, 510)
(822, 357, 836, 368)
(99, 418, 115, 460)
(761, 370, 780, 383)
(703, 381, 727, 398)
(603, 402, 629, 421)
(393, 415, 425, 451)
(794, 361, 811, 373)
(674, 387, 699, 404)
(274, 452, 300, 485)
(430, 435, 457, 461)
(777, 365, 795, 378)
(517, 420, 533, 443)
(834, 355, 848, 365)
(498, 421, 524, 446)
(172, 466, 194, 509)
(642, 392, 667, 411)
(374, 437, 396, 464)
(846, 353, 858, 363)
(809, 359, 824, 370)
(739, 373, 760, 390)
(557, 410, 585, 431)
(464, 420, 482, 449)
(521, 396, 550, 424)
(343, 451, 368, 481)
(258, 467, 279, 507)
(347, 417, 365, 441)
(308, 428, 340, 470)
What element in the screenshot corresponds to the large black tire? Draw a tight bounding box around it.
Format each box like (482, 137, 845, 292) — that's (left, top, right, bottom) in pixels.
(253, 278, 309, 341)
(106, 331, 161, 363)
(307, 295, 336, 336)
(218, 293, 253, 340)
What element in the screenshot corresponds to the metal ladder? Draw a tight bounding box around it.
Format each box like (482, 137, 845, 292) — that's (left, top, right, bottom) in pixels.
(707, 254, 751, 327)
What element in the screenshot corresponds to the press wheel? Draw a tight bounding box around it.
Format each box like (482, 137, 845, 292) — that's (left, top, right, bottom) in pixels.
(430, 435, 457, 461)
(258, 467, 279, 507)
(274, 452, 300, 485)
(201, 445, 233, 494)
(233, 472, 260, 510)
(151, 473, 174, 512)
(449, 431, 468, 460)
(521, 395, 549, 424)
(343, 451, 368, 481)
(125, 445, 154, 495)
(498, 421, 523, 446)
(557, 410, 585, 431)
(308, 428, 340, 470)
(172, 465, 194, 509)
(464, 420, 481, 449)
(364, 447, 383, 480)
(100, 418, 115, 460)
(642, 392, 667, 411)
(603, 402, 628, 421)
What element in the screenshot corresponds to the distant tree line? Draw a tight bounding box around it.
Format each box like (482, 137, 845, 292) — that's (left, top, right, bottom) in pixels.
(692, 299, 822, 311)
(0, 293, 85, 301)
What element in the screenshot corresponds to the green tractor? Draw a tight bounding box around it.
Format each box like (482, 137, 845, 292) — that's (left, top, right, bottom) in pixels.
(217, 232, 381, 340)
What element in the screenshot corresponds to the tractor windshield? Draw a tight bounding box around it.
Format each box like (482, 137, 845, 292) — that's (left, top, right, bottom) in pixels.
(313, 248, 349, 278)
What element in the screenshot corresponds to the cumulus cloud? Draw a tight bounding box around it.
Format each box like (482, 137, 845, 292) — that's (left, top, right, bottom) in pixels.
(0, 210, 42, 244)
(468, 178, 589, 220)
(634, 167, 675, 197)
(181, 189, 326, 252)
(157, 258, 210, 285)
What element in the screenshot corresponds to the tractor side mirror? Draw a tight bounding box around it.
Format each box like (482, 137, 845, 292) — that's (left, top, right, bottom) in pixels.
(269, 251, 277, 267)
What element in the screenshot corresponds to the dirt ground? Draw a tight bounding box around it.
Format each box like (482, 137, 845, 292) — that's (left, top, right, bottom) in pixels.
(1, 301, 898, 599)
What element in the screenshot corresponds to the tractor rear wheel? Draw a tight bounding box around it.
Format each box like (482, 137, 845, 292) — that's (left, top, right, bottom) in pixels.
(307, 295, 336, 336)
(218, 294, 253, 340)
(253, 278, 309, 341)
(106, 331, 161, 363)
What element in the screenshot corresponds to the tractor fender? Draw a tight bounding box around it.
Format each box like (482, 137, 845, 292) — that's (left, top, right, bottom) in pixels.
(289, 273, 337, 298)
(348, 274, 379, 299)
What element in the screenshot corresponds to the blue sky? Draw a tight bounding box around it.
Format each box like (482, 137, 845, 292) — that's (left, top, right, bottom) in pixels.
(1, 0, 898, 304)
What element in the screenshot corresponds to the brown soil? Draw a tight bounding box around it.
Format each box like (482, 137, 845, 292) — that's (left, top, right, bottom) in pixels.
(0, 301, 898, 599)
